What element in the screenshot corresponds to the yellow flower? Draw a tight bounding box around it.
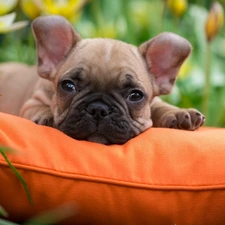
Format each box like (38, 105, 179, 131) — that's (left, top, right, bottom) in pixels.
(205, 2, 224, 42)
(178, 58, 192, 79)
(167, 0, 187, 17)
(0, 12, 28, 33)
(34, 0, 87, 22)
(0, 0, 18, 16)
(20, 0, 41, 20)
(93, 25, 117, 39)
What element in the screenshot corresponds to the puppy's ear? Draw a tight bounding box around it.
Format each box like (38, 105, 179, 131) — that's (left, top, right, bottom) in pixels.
(32, 15, 81, 80)
(139, 32, 191, 95)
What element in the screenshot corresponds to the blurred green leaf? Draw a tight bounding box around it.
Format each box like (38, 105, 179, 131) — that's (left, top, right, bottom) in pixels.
(24, 203, 78, 225)
(0, 219, 19, 225)
(0, 148, 33, 204)
(0, 146, 15, 154)
(0, 206, 8, 218)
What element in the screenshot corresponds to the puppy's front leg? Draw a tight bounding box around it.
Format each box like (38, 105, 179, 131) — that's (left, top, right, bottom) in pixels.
(21, 103, 53, 126)
(20, 80, 54, 126)
(151, 97, 205, 130)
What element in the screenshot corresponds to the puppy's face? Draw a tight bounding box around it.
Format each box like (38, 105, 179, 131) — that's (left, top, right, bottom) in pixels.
(53, 39, 154, 144)
(33, 16, 191, 144)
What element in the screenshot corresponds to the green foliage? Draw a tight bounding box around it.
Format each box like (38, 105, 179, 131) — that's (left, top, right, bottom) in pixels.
(0, 206, 8, 218)
(0, 0, 225, 127)
(0, 147, 77, 224)
(23, 203, 77, 225)
(0, 146, 33, 204)
(0, 219, 19, 225)
(0, 147, 30, 224)
(0, 202, 77, 225)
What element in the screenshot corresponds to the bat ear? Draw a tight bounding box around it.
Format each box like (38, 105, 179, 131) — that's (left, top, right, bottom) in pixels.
(139, 32, 192, 95)
(32, 15, 81, 80)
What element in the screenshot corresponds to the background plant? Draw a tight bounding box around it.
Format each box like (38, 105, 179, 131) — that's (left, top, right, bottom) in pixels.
(0, 146, 77, 224)
(0, 0, 225, 127)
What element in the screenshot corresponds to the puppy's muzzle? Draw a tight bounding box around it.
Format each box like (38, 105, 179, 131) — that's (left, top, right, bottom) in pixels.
(57, 95, 137, 144)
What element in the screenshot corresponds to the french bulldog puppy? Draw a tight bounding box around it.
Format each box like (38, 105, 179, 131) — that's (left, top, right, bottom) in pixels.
(0, 15, 205, 144)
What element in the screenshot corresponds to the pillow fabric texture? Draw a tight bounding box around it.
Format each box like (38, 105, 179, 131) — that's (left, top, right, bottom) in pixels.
(1, 112, 225, 225)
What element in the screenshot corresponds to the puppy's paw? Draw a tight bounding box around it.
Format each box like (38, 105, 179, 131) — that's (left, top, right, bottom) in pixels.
(33, 115, 54, 127)
(161, 108, 205, 131)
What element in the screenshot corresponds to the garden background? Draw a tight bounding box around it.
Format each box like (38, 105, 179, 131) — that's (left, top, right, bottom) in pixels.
(0, 0, 225, 127)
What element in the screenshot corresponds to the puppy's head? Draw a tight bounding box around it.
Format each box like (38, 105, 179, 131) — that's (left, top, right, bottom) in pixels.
(32, 15, 191, 144)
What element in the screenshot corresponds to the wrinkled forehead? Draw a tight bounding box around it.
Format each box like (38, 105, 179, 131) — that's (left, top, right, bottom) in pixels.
(71, 38, 145, 70)
(74, 38, 140, 60)
(57, 38, 152, 88)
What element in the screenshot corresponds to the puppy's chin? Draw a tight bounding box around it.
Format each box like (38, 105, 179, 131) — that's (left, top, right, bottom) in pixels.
(87, 134, 109, 145)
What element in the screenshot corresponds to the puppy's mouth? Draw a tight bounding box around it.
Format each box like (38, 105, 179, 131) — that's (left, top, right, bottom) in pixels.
(86, 133, 109, 145)
(58, 118, 135, 145)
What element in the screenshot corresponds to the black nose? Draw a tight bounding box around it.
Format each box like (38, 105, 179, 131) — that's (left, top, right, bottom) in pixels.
(87, 102, 111, 119)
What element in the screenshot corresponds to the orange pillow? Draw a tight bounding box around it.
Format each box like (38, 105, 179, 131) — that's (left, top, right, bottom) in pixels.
(1, 112, 225, 224)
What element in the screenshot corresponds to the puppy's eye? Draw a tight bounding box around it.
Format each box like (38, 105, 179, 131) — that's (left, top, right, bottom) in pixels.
(128, 90, 144, 102)
(61, 80, 76, 92)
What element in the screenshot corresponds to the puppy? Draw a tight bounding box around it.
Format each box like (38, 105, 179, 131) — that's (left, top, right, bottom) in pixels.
(0, 15, 205, 144)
